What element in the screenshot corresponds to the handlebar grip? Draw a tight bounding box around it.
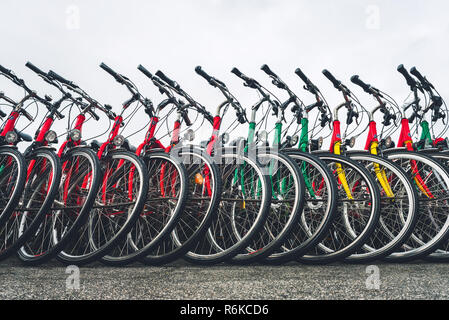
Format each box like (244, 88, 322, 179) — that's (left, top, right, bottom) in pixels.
(155, 70, 177, 89)
(322, 69, 341, 88)
(182, 111, 192, 126)
(25, 62, 47, 77)
(137, 64, 154, 80)
(100, 62, 123, 83)
(294, 67, 310, 85)
(410, 66, 427, 85)
(22, 109, 34, 122)
(195, 66, 212, 82)
(89, 109, 100, 121)
(0, 109, 6, 118)
(350, 75, 371, 93)
(397, 64, 417, 88)
(48, 70, 76, 87)
(231, 67, 244, 79)
(0, 64, 12, 76)
(261, 64, 277, 78)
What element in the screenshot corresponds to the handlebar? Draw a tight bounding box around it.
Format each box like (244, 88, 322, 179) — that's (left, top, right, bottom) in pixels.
(47, 70, 78, 88)
(25, 62, 47, 78)
(295, 68, 310, 86)
(195, 66, 213, 83)
(195, 66, 227, 88)
(350, 75, 372, 94)
(137, 64, 154, 80)
(181, 110, 192, 126)
(231, 67, 244, 79)
(0, 64, 11, 76)
(295, 67, 320, 96)
(100, 62, 125, 84)
(155, 70, 179, 90)
(261, 64, 278, 78)
(410, 67, 425, 84)
(397, 64, 417, 89)
(410, 66, 434, 92)
(322, 69, 341, 89)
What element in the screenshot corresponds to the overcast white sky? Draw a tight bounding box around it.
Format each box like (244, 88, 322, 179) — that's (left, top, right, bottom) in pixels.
(1, 0, 448, 149)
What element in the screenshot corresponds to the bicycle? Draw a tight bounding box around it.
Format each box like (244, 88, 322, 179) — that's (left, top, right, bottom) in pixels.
(92, 65, 189, 266)
(0, 64, 62, 262)
(149, 69, 271, 265)
(137, 66, 222, 266)
(296, 69, 382, 264)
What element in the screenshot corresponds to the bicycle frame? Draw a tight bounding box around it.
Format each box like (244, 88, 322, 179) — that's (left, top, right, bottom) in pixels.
(135, 107, 186, 198)
(396, 115, 434, 198)
(329, 102, 354, 200)
(364, 107, 395, 198)
(297, 116, 324, 199)
(1, 96, 57, 195)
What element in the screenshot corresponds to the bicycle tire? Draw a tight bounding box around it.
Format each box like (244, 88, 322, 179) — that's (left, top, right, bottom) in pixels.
(264, 149, 338, 264)
(298, 153, 381, 264)
(141, 146, 221, 265)
(57, 149, 149, 265)
(0, 148, 61, 261)
(345, 152, 419, 263)
(184, 147, 271, 265)
(0, 146, 27, 229)
(17, 147, 102, 265)
(101, 150, 188, 266)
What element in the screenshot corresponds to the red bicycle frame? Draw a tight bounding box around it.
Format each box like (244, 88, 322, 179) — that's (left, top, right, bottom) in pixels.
(396, 116, 434, 198)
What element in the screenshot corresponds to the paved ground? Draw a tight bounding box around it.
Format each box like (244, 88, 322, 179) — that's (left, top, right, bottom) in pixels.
(0, 257, 448, 300)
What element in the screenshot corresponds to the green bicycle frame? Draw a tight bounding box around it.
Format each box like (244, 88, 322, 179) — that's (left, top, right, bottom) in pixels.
(297, 117, 317, 198)
(233, 107, 287, 200)
(418, 120, 432, 149)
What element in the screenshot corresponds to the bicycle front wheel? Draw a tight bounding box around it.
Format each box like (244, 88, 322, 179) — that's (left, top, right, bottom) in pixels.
(265, 150, 338, 264)
(141, 146, 221, 265)
(17, 147, 102, 265)
(0, 147, 26, 229)
(184, 147, 271, 265)
(231, 148, 305, 264)
(298, 153, 381, 264)
(101, 151, 188, 266)
(57, 149, 149, 265)
(0, 148, 61, 261)
(384, 150, 449, 261)
(346, 152, 418, 263)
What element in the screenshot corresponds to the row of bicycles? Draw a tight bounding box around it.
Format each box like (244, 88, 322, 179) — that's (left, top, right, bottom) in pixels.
(0, 60, 448, 266)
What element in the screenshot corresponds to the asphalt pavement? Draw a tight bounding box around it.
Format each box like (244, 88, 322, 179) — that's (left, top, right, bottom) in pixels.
(0, 257, 448, 300)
